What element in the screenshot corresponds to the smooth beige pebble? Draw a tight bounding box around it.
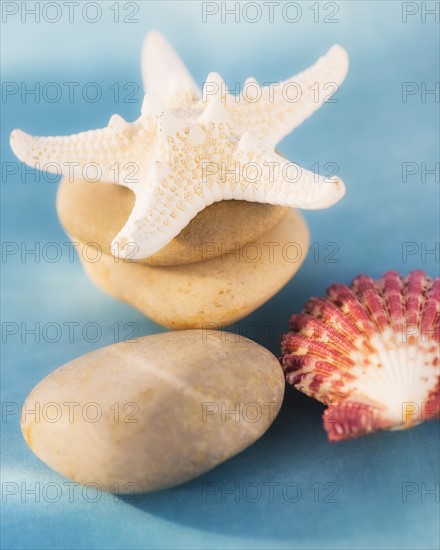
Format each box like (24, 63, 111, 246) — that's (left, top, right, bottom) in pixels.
(21, 331, 285, 493)
(78, 209, 310, 329)
(56, 177, 289, 266)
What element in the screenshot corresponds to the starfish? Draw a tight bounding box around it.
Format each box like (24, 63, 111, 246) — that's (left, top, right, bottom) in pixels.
(10, 31, 349, 260)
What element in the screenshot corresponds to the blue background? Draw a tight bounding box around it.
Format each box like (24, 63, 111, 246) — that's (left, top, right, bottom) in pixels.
(1, 1, 439, 549)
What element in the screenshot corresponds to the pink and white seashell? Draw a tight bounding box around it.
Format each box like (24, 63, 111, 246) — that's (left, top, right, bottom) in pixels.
(280, 270, 439, 441)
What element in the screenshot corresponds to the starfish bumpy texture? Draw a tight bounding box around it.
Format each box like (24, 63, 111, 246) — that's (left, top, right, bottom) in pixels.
(10, 32, 349, 260)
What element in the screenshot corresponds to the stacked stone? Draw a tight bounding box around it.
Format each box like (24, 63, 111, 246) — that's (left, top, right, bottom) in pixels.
(57, 177, 310, 328)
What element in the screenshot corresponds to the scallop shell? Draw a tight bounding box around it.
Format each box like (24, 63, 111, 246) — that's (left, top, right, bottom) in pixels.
(280, 270, 440, 441)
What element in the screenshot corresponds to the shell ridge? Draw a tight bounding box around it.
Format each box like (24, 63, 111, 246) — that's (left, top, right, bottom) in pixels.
(280, 270, 440, 441)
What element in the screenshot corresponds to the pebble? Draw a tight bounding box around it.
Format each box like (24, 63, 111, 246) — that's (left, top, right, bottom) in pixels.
(56, 177, 289, 266)
(21, 331, 285, 493)
(79, 209, 310, 329)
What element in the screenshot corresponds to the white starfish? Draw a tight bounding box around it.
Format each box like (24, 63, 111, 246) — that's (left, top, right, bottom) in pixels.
(10, 31, 349, 260)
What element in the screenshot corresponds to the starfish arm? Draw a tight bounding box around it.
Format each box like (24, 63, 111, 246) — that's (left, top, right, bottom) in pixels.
(227, 45, 349, 148)
(233, 144, 345, 209)
(112, 162, 208, 260)
(10, 118, 152, 191)
(142, 31, 200, 106)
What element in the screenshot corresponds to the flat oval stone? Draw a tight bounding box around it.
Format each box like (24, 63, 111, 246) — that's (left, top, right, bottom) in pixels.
(79, 209, 309, 329)
(21, 331, 285, 493)
(56, 177, 289, 266)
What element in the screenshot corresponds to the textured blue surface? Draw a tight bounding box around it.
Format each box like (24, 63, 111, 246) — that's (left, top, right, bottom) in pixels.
(1, 2, 439, 549)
